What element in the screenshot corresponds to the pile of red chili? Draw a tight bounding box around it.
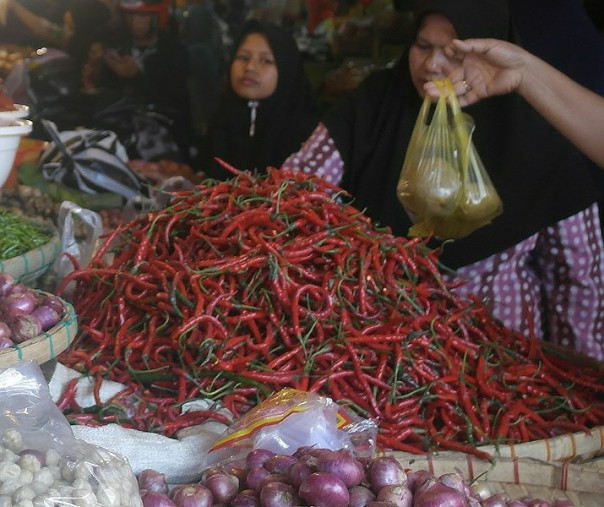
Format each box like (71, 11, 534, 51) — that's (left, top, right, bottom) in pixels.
(57, 168, 604, 459)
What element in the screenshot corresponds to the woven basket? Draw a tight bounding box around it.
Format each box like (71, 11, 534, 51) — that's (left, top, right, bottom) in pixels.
(0, 296, 77, 368)
(393, 452, 604, 506)
(475, 426, 604, 463)
(0, 221, 60, 283)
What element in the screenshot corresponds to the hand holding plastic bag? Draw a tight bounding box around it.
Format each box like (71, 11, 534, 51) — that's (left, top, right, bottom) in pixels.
(397, 79, 502, 239)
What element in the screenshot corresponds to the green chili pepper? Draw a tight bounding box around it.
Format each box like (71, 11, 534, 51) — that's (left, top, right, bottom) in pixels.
(0, 210, 53, 260)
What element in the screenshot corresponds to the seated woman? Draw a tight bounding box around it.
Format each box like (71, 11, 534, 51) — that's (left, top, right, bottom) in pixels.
(282, 0, 604, 360)
(96, 0, 192, 162)
(198, 19, 319, 179)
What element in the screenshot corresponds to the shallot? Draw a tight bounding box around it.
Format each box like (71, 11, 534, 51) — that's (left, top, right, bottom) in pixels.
(170, 484, 214, 507)
(136, 447, 575, 507)
(298, 472, 350, 507)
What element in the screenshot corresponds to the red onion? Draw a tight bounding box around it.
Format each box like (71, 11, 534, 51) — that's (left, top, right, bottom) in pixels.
(138, 469, 169, 494)
(39, 294, 65, 316)
(246, 448, 275, 469)
(467, 497, 481, 507)
(246, 466, 271, 491)
(376, 485, 412, 507)
(141, 491, 177, 507)
(406, 470, 433, 494)
(256, 473, 288, 492)
(412, 481, 470, 507)
(552, 501, 574, 507)
(10, 314, 42, 343)
(298, 472, 350, 507)
(264, 454, 298, 475)
(0, 325, 13, 348)
(292, 446, 319, 458)
(287, 461, 314, 488)
(226, 466, 249, 489)
(348, 485, 376, 507)
(0, 273, 15, 296)
(0, 337, 14, 349)
(438, 473, 471, 497)
(170, 484, 214, 507)
(259, 481, 299, 507)
(366, 502, 397, 507)
(297, 453, 319, 470)
(31, 304, 61, 331)
(481, 493, 508, 507)
(203, 471, 239, 504)
(2, 291, 37, 315)
(368, 457, 406, 493)
(231, 489, 260, 507)
(201, 467, 225, 481)
(317, 449, 365, 488)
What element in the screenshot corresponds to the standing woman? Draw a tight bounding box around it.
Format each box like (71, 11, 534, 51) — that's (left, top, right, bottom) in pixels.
(199, 19, 319, 178)
(283, 0, 604, 360)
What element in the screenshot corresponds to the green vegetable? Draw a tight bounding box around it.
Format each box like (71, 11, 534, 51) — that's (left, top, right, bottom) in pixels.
(0, 210, 52, 260)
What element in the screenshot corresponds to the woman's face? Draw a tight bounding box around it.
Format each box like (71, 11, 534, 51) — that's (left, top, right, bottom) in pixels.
(126, 12, 154, 41)
(408, 13, 461, 97)
(230, 32, 278, 101)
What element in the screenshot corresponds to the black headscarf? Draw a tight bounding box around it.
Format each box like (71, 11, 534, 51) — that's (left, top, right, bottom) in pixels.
(64, 0, 112, 71)
(324, 0, 599, 269)
(201, 20, 319, 178)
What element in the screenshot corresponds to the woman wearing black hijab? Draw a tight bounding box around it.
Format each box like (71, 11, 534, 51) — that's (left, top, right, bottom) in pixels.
(283, 0, 604, 360)
(198, 19, 319, 178)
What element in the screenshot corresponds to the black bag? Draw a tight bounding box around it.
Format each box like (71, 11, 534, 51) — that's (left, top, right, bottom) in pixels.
(39, 120, 149, 200)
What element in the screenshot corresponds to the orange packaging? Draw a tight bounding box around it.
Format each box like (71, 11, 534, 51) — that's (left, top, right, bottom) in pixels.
(2, 138, 47, 189)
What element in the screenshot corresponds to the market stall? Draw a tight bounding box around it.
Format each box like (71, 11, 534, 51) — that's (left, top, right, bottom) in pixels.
(2, 156, 604, 506)
(1, 57, 604, 507)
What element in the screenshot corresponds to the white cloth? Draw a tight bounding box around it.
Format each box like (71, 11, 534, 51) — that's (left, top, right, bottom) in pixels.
(49, 363, 230, 484)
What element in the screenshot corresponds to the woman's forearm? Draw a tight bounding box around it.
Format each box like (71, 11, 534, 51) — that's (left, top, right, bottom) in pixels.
(517, 52, 604, 168)
(8, 0, 65, 46)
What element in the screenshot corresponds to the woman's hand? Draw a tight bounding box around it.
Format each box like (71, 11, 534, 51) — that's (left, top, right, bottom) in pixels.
(424, 38, 528, 106)
(103, 50, 140, 79)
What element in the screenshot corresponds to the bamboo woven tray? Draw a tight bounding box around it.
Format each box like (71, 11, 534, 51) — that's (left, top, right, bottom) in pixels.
(0, 221, 60, 283)
(0, 297, 77, 368)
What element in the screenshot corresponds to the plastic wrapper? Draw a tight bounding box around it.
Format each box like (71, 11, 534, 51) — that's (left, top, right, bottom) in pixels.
(0, 360, 142, 507)
(53, 201, 103, 295)
(205, 388, 378, 468)
(397, 79, 502, 239)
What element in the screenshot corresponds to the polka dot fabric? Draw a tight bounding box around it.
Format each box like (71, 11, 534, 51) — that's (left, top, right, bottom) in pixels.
(282, 127, 604, 360)
(448, 204, 604, 361)
(281, 123, 344, 185)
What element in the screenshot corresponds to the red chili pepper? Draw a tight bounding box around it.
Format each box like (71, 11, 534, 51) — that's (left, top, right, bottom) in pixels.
(56, 168, 604, 452)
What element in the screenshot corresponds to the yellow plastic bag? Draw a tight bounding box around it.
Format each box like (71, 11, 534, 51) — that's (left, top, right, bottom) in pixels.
(397, 79, 502, 239)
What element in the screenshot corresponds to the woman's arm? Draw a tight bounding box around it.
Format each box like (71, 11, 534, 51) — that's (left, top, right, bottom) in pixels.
(425, 38, 604, 168)
(7, 0, 66, 47)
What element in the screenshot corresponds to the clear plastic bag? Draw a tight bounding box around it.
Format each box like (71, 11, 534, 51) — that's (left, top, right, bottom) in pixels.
(0, 361, 142, 507)
(397, 79, 502, 239)
(52, 201, 104, 297)
(205, 388, 378, 468)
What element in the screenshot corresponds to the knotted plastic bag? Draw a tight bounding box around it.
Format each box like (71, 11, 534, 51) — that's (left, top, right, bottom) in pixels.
(397, 79, 502, 239)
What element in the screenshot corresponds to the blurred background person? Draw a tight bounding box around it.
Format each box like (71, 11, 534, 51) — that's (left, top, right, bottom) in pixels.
(177, 0, 227, 137)
(96, 0, 193, 161)
(198, 19, 319, 178)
